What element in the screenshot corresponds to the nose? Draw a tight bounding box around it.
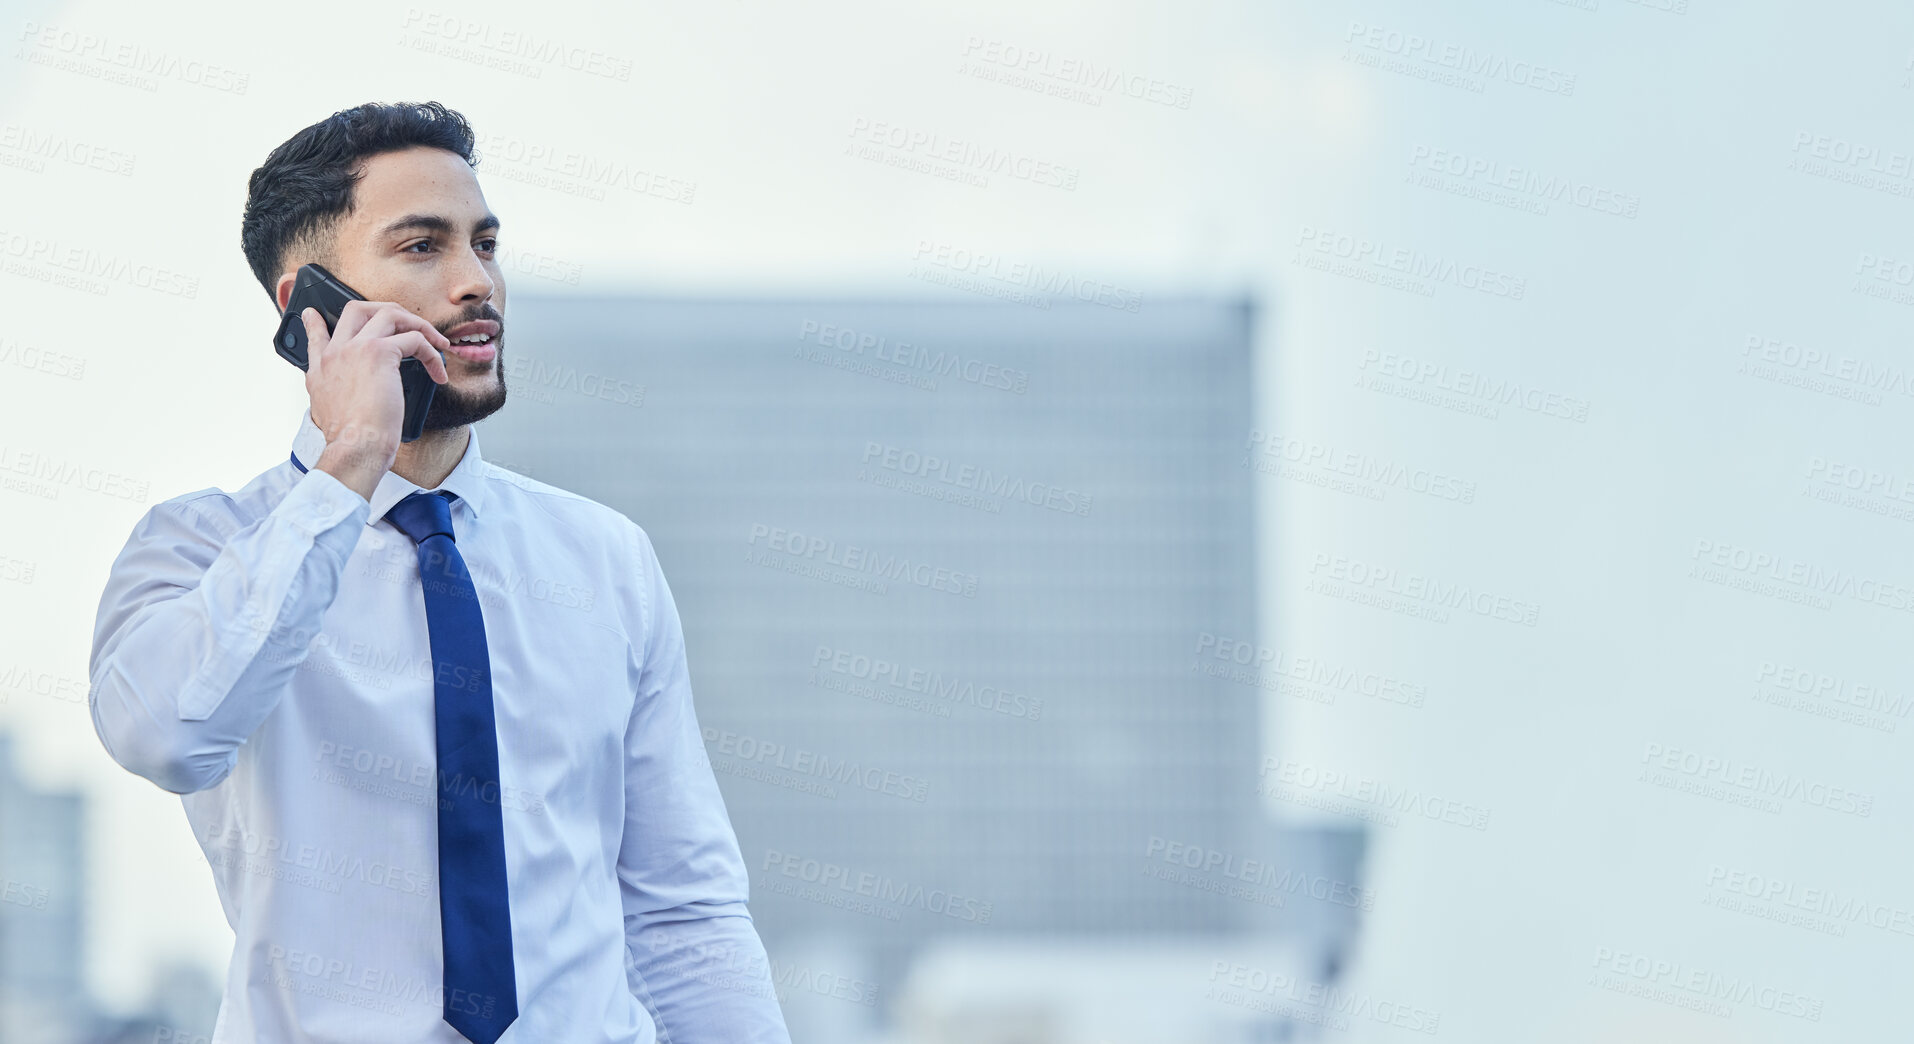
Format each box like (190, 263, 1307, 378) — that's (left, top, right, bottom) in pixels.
(450, 246, 495, 308)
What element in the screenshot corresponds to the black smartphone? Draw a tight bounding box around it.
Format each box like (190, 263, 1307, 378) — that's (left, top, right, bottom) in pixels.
(273, 263, 437, 443)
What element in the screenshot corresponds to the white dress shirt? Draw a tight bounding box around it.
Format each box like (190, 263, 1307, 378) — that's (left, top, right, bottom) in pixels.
(88, 410, 791, 1043)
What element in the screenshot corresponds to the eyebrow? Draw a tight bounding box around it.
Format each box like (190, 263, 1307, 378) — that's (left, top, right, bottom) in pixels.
(379, 212, 502, 239)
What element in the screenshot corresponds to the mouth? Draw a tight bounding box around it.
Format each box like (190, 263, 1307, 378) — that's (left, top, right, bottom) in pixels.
(443, 319, 501, 364)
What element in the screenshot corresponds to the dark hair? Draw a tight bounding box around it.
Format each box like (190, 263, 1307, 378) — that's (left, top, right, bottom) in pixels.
(240, 101, 478, 303)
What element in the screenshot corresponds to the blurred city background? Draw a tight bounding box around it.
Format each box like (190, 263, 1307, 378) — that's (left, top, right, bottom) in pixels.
(4, 0, 1912, 1041)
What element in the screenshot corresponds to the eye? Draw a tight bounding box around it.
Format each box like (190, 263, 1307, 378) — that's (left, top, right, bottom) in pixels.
(476, 238, 498, 254)
(403, 239, 435, 253)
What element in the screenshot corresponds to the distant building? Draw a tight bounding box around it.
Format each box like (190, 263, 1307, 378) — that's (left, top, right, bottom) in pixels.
(483, 295, 1365, 1037)
(0, 732, 85, 1044)
(0, 733, 220, 1044)
(892, 935, 1325, 1044)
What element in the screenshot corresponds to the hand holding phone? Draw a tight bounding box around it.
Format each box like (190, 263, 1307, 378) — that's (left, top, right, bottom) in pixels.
(273, 263, 448, 446)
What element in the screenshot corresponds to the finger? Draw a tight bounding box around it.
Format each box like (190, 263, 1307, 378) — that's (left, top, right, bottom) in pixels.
(300, 308, 328, 373)
(331, 299, 375, 344)
(383, 330, 451, 384)
(362, 303, 453, 350)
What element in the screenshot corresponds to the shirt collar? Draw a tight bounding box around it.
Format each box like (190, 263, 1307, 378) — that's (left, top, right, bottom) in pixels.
(289, 408, 490, 526)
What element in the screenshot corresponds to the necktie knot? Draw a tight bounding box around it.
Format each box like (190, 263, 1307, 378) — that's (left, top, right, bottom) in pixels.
(386, 490, 459, 545)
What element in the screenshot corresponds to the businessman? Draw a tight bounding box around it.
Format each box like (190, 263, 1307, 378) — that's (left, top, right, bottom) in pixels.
(87, 101, 791, 1043)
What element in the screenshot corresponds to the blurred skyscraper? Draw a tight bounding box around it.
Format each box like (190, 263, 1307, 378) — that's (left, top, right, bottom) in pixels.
(0, 733, 220, 1044)
(483, 296, 1362, 1040)
(0, 732, 84, 1044)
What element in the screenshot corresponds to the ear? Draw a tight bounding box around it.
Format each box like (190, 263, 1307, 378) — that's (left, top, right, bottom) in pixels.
(274, 271, 298, 314)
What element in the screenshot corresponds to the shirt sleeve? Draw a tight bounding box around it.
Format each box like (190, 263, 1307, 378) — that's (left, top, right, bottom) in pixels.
(87, 466, 371, 794)
(617, 522, 792, 1043)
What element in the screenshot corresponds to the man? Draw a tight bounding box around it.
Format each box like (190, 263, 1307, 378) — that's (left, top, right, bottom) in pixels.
(87, 101, 791, 1043)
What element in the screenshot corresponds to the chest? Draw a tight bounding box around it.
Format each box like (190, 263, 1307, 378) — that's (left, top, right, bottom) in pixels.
(293, 527, 637, 768)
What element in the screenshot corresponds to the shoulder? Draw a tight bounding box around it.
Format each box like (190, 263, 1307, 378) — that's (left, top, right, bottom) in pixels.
(478, 462, 668, 638)
(132, 460, 301, 544)
(105, 461, 303, 582)
(478, 461, 649, 548)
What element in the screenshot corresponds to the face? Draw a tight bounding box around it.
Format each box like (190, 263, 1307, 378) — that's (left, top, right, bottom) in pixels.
(274, 145, 507, 430)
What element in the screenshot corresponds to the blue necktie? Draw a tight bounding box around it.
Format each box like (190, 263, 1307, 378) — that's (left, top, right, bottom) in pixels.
(384, 489, 519, 1044)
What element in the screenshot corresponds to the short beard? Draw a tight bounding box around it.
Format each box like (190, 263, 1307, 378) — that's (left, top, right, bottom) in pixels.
(423, 300, 508, 430)
(421, 353, 508, 429)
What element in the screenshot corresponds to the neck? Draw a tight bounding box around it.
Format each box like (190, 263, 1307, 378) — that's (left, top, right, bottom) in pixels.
(390, 425, 470, 490)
